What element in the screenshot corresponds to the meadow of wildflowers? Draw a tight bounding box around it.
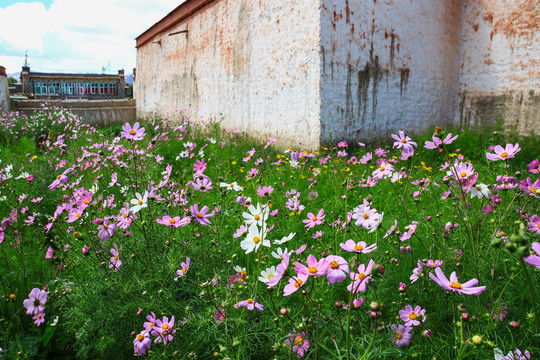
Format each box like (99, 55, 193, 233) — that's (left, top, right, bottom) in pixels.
(0, 107, 539, 359)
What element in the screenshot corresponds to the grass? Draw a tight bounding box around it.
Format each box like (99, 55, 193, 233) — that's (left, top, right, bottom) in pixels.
(0, 108, 539, 359)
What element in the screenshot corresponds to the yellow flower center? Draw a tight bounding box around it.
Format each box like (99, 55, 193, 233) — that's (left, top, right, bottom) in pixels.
(450, 281, 462, 289)
(169, 219, 176, 224)
(253, 236, 261, 243)
(308, 266, 318, 274)
(182, 267, 187, 274)
(366, 181, 371, 185)
(102, 224, 108, 229)
(138, 200, 143, 205)
(137, 334, 144, 341)
(294, 278, 303, 288)
(294, 336, 303, 345)
(130, 129, 136, 135)
(330, 261, 339, 269)
(37, 314, 43, 319)
(363, 213, 369, 219)
(476, 185, 482, 190)
(460, 172, 467, 177)
(537, 224, 540, 229)
(379, 167, 384, 171)
(409, 313, 417, 320)
(267, 274, 274, 279)
(357, 273, 365, 280)
(401, 138, 407, 143)
(123, 213, 128, 218)
(57, 175, 61, 179)
(254, 214, 260, 221)
(396, 332, 403, 339)
(312, 216, 317, 221)
(229, 183, 234, 187)
(500, 152, 508, 158)
(247, 298, 253, 304)
(531, 187, 537, 193)
(162, 323, 169, 330)
(197, 212, 203, 218)
(84, 199, 90, 204)
(354, 244, 364, 251)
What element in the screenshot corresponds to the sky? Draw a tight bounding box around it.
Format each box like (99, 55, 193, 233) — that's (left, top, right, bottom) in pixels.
(0, 0, 185, 75)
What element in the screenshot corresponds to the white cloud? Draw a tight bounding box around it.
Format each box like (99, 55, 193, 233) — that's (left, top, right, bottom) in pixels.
(0, 0, 183, 74)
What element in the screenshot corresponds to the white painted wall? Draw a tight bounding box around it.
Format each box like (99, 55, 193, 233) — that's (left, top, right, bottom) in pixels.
(0, 72, 9, 113)
(135, 0, 321, 149)
(458, 0, 540, 134)
(319, 0, 463, 143)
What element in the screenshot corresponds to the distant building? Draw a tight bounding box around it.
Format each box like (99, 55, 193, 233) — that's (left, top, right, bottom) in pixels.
(135, 0, 539, 149)
(20, 66, 126, 100)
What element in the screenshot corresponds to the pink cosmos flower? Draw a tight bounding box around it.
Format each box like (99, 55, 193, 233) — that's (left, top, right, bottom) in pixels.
(294, 254, 329, 277)
(109, 243, 122, 271)
(429, 267, 486, 295)
(302, 208, 325, 228)
(424, 133, 459, 149)
(359, 152, 372, 164)
(133, 331, 152, 356)
(121, 122, 146, 141)
(486, 143, 520, 161)
(392, 131, 417, 153)
(48, 167, 74, 190)
(340, 240, 377, 253)
(324, 255, 349, 284)
(155, 316, 175, 345)
(257, 185, 274, 197)
(424, 259, 443, 268)
(190, 204, 214, 225)
(372, 161, 394, 179)
(268, 253, 290, 287)
(524, 242, 540, 269)
(234, 298, 264, 312)
(352, 206, 380, 229)
(399, 305, 426, 326)
(391, 324, 412, 348)
(214, 308, 226, 324)
(98, 217, 117, 242)
(45, 247, 54, 259)
(410, 259, 424, 283)
(156, 215, 183, 228)
(527, 216, 540, 235)
(347, 259, 375, 294)
(283, 272, 309, 296)
(448, 162, 475, 182)
(400, 221, 418, 241)
(174, 257, 190, 280)
(383, 220, 398, 239)
(519, 177, 540, 198)
(23, 288, 47, 315)
(527, 159, 540, 174)
(285, 329, 310, 358)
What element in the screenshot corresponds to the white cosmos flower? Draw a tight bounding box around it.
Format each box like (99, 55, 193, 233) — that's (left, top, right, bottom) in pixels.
(242, 203, 269, 227)
(271, 247, 290, 260)
(258, 266, 277, 284)
(130, 191, 148, 213)
(220, 181, 242, 191)
(274, 232, 296, 245)
(240, 223, 270, 254)
(466, 183, 491, 199)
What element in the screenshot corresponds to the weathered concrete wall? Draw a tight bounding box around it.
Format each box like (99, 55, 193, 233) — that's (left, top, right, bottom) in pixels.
(320, 0, 463, 142)
(135, 0, 321, 149)
(0, 66, 10, 113)
(11, 99, 135, 125)
(458, 0, 540, 133)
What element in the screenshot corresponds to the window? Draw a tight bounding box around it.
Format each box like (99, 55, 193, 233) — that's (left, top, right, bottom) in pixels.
(34, 81, 47, 95)
(99, 82, 105, 94)
(77, 82, 85, 95)
(85, 83, 91, 94)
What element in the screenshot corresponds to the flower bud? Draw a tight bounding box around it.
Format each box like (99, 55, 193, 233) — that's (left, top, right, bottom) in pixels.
(280, 308, 288, 316)
(509, 321, 520, 328)
(370, 301, 380, 311)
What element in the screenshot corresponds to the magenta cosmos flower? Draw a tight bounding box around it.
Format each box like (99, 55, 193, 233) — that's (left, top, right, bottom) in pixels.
(347, 259, 375, 294)
(340, 240, 377, 253)
(324, 255, 349, 284)
(527, 216, 540, 235)
(486, 143, 520, 161)
(174, 257, 190, 280)
(155, 316, 175, 345)
(399, 305, 426, 326)
(391, 324, 412, 348)
(302, 208, 325, 228)
(23, 288, 47, 315)
(429, 267, 486, 295)
(156, 215, 189, 228)
(133, 331, 152, 356)
(524, 242, 540, 269)
(519, 177, 540, 198)
(121, 122, 146, 141)
(190, 204, 214, 225)
(33, 311, 45, 326)
(268, 253, 290, 287)
(98, 217, 117, 242)
(234, 298, 264, 312)
(527, 159, 540, 174)
(285, 329, 310, 358)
